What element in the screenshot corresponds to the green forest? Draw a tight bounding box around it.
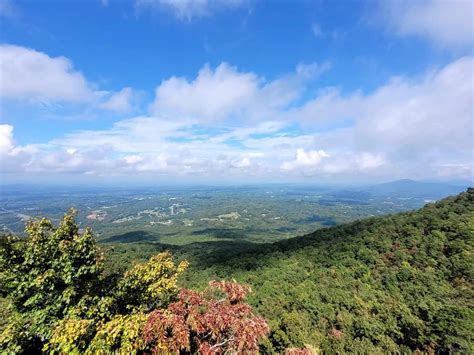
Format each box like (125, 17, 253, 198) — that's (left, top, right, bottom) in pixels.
(1, 189, 473, 353)
(179, 189, 474, 353)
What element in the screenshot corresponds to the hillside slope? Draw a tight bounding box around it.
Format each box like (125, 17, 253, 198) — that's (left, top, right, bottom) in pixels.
(181, 189, 474, 353)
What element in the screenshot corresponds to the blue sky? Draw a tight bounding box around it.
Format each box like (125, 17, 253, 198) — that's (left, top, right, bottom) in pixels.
(0, 0, 472, 184)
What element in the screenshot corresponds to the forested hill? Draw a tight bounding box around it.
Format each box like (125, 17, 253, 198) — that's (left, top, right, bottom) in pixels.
(181, 189, 474, 353)
(1, 190, 472, 353)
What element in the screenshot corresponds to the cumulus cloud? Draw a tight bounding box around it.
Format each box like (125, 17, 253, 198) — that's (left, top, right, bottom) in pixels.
(0, 124, 14, 154)
(321, 153, 387, 175)
(0, 45, 137, 113)
(379, 0, 474, 48)
(232, 157, 251, 168)
(294, 56, 473, 173)
(151, 63, 258, 120)
(275, 148, 388, 182)
(281, 149, 329, 171)
(0, 117, 281, 178)
(0, 130, 114, 175)
(1, 56, 472, 182)
(100, 87, 135, 112)
(0, 45, 94, 102)
(136, 0, 246, 20)
(123, 155, 144, 164)
(355, 57, 473, 156)
(280, 149, 388, 177)
(151, 61, 329, 122)
(0, 124, 38, 173)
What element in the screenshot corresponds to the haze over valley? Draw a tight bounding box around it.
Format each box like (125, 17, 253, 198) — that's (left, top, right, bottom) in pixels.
(0, 180, 468, 245)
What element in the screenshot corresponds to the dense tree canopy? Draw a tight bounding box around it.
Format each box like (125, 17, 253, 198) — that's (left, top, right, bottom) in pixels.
(176, 189, 473, 353)
(0, 210, 103, 352)
(0, 210, 268, 353)
(144, 281, 269, 354)
(1, 190, 472, 353)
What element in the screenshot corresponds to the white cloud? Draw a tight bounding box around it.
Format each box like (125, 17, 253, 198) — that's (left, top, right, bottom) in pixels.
(280, 149, 387, 177)
(281, 149, 329, 171)
(232, 157, 251, 168)
(380, 0, 474, 48)
(320, 153, 387, 175)
(0, 124, 14, 154)
(151, 61, 329, 122)
(0, 45, 139, 113)
(100, 87, 134, 112)
(0, 45, 95, 102)
(136, 0, 246, 20)
(0, 117, 281, 178)
(356, 152, 386, 170)
(294, 57, 473, 165)
(1, 57, 472, 182)
(355, 57, 473, 156)
(123, 155, 144, 164)
(151, 63, 258, 120)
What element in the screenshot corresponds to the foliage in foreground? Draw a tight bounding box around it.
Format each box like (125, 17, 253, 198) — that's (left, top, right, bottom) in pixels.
(143, 281, 268, 354)
(0, 210, 268, 353)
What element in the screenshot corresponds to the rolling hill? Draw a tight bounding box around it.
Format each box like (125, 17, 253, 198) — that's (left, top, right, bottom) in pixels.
(176, 189, 474, 353)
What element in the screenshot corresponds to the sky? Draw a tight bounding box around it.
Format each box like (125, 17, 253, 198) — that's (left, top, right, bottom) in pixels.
(0, 0, 473, 185)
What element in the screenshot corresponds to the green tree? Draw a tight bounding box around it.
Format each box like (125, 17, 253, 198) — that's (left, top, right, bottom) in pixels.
(0, 209, 102, 352)
(0, 209, 269, 354)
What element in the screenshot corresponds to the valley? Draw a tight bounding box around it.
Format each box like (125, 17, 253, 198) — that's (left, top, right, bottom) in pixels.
(0, 180, 466, 247)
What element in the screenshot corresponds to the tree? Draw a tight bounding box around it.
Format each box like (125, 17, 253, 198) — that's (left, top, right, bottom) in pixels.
(144, 280, 269, 354)
(0, 209, 269, 354)
(47, 251, 188, 354)
(0, 209, 102, 352)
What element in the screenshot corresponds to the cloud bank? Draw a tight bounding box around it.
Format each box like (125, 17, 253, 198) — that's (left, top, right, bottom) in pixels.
(0, 45, 135, 112)
(1, 55, 472, 183)
(379, 0, 474, 48)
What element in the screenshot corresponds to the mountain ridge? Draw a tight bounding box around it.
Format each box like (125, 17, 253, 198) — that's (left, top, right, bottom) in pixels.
(179, 189, 474, 353)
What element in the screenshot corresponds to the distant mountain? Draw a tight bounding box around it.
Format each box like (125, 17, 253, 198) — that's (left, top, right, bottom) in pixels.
(363, 179, 469, 199)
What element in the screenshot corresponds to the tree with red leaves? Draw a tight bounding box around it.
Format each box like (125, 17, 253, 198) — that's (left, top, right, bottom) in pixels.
(143, 280, 269, 354)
